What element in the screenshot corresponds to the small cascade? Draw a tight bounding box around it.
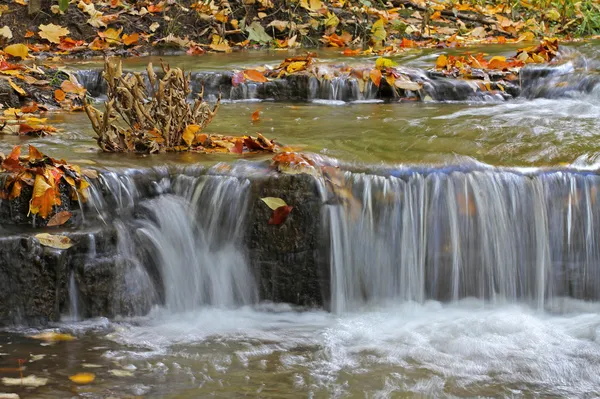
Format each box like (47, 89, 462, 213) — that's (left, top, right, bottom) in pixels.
(135, 174, 257, 312)
(66, 270, 80, 321)
(322, 168, 600, 313)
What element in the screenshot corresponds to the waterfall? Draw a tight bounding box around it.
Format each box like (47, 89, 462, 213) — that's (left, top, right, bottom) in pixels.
(135, 175, 257, 312)
(66, 270, 80, 321)
(322, 169, 600, 313)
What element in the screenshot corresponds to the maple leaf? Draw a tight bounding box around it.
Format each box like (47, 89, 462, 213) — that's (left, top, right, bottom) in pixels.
(38, 24, 70, 44)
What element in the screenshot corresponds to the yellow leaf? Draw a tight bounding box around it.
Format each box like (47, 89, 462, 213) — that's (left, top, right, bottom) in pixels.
(34, 233, 74, 249)
(371, 18, 386, 43)
(182, 124, 200, 146)
(69, 373, 95, 384)
(209, 35, 231, 52)
(4, 43, 29, 59)
(99, 27, 123, 45)
(325, 11, 339, 28)
(375, 57, 397, 69)
(38, 23, 70, 44)
(436, 54, 448, 68)
(8, 79, 26, 96)
(261, 197, 287, 210)
(286, 61, 307, 73)
(30, 331, 76, 341)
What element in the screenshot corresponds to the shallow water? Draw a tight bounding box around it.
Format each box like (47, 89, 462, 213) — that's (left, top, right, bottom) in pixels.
(4, 42, 600, 398)
(2, 300, 600, 398)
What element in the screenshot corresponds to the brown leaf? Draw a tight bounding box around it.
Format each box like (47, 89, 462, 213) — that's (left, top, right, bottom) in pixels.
(46, 210, 72, 227)
(230, 139, 243, 154)
(268, 205, 293, 225)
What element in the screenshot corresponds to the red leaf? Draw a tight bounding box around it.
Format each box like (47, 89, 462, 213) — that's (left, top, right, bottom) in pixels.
(2, 145, 22, 172)
(230, 139, 243, 154)
(268, 205, 293, 225)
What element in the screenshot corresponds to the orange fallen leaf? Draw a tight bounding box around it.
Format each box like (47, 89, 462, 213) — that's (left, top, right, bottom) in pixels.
(369, 68, 382, 87)
(251, 109, 261, 122)
(54, 89, 66, 101)
(243, 69, 267, 83)
(122, 33, 139, 46)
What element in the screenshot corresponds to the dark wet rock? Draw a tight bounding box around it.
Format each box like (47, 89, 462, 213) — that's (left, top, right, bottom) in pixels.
(248, 173, 329, 308)
(0, 79, 20, 108)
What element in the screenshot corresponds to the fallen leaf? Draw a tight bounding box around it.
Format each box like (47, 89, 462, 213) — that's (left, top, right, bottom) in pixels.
(0, 26, 12, 40)
(38, 24, 70, 44)
(182, 124, 201, 146)
(369, 68, 382, 87)
(4, 44, 28, 59)
(2, 376, 48, 387)
(122, 33, 140, 46)
(261, 197, 287, 210)
(8, 79, 26, 96)
(149, 22, 160, 32)
(69, 373, 95, 384)
(55, 89, 66, 102)
(35, 233, 74, 249)
(394, 80, 421, 91)
(243, 69, 267, 83)
(268, 205, 293, 225)
(109, 369, 134, 377)
(251, 109, 261, 122)
(246, 21, 272, 43)
(375, 57, 397, 69)
(46, 210, 72, 227)
(436, 54, 448, 68)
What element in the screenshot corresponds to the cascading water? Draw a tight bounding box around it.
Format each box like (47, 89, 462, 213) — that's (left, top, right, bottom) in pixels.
(323, 168, 600, 313)
(135, 174, 257, 312)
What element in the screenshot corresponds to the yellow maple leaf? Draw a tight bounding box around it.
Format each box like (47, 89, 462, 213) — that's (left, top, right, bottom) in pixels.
(4, 43, 29, 59)
(99, 27, 123, 45)
(38, 24, 70, 44)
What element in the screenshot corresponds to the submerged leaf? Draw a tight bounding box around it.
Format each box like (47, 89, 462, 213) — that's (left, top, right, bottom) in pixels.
(69, 373, 95, 384)
(30, 331, 76, 341)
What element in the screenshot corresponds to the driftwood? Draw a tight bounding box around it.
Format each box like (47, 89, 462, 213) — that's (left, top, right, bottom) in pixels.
(84, 58, 220, 153)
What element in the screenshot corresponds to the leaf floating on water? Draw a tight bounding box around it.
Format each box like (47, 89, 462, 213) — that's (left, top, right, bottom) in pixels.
(30, 331, 75, 342)
(81, 363, 103, 368)
(29, 354, 45, 362)
(35, 233, 74, 249)
(261, 197, 287, 210)
(69, 373, 95, 384)
(2, 375, 48, 387)
(268, 205, 293, 225)
(46, 211, 72, 227)
(109, 369, 134, 377)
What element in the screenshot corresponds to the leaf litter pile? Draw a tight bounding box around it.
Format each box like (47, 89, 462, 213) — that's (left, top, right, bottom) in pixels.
(0, 0, 595, 62)
(0, 145, 91, 221)
(84, 58, 283, 154)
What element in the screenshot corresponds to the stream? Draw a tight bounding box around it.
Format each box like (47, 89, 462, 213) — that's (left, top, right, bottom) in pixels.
(2, 42, 600, 398)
